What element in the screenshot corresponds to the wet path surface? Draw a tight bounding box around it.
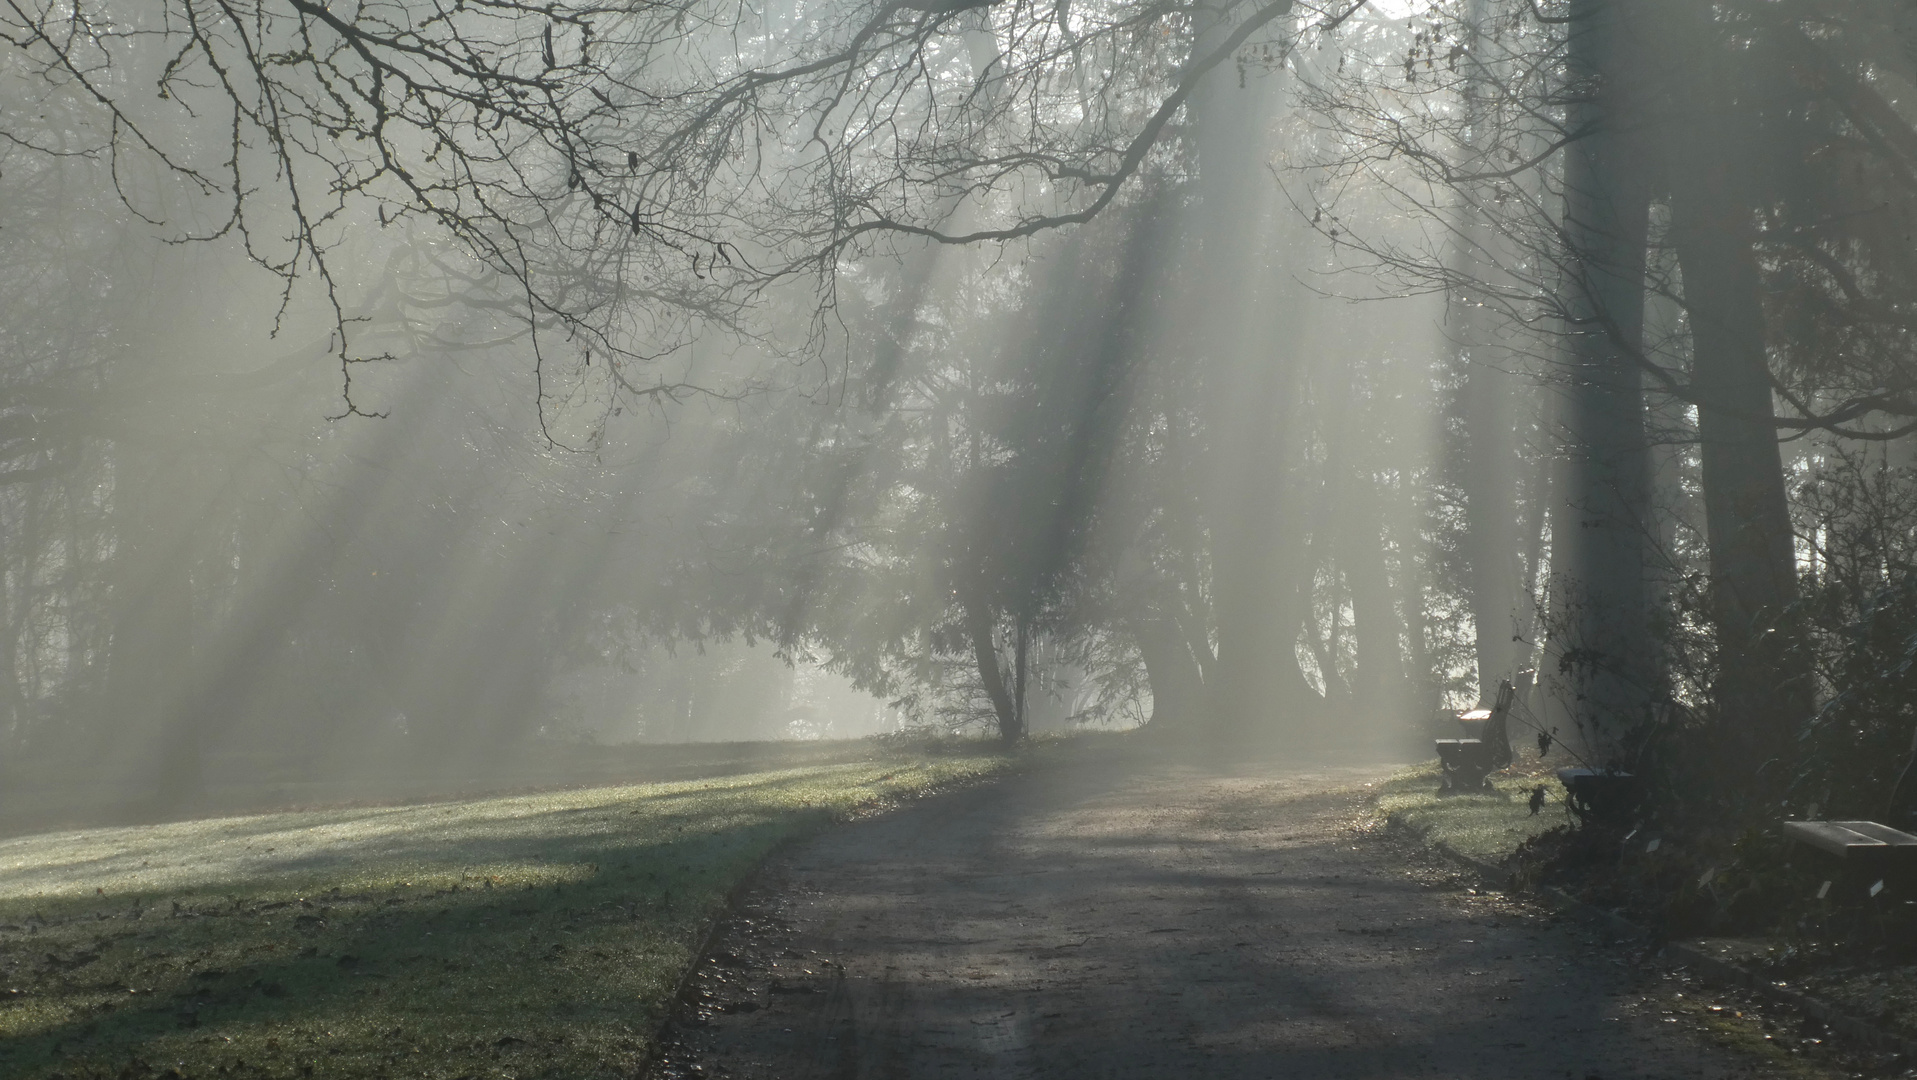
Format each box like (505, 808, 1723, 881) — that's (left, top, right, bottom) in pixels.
(654, 751, 1791, 1079)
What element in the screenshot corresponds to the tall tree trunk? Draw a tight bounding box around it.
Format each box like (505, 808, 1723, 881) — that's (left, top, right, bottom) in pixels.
(1641, 221, 1691, 611)
(1454, 0, 1523, 706)
(1460, 358, 1521, 704)
(1390, 482, 1436, 719)
(1668, 70, 1806, 780)
(1012, 617, 1031, 740)
(1516, 375, 1574, 728)
(1554, 0, 1656, 759)
(1343, 477, 1407, 715)
(1188, 0, 1317, 740)
(1321, 354, 1405, 718)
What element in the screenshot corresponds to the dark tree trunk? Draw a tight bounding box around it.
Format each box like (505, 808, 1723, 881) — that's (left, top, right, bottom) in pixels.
(1455, 0, 1523, 707)
(1554, 0, 1656, 758)
(1460, 359, 1521, 704)
(1667, 32, 1808, 777)
(1134, 616, 1205, 727)
(966, 601, 1020, 744)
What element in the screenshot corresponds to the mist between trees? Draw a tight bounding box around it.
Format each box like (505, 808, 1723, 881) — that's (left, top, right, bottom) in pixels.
(0, 0, 1912, 825)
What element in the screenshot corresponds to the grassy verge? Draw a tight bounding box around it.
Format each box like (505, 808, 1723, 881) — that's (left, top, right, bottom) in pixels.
(0, 746, 1010, 1079)
(0, 738, 979, 839)
(1370, 758, 1565, 865)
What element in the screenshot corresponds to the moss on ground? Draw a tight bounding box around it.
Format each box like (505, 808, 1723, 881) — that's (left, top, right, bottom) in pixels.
(0, 747, 1010, 1079)
(1371, 758, 1566, 865)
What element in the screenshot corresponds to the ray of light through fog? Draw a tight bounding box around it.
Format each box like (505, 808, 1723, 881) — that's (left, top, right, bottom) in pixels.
(0, 0, 1591, 824)
(0, 0, 1898, 834)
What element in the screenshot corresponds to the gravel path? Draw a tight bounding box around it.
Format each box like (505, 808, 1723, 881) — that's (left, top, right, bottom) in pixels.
(654, 749, 1797, 1079)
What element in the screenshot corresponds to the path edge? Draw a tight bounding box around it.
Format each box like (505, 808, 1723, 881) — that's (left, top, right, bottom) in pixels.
(1382, 810, 1917, 1063)
(637, 762, 1023, 1079)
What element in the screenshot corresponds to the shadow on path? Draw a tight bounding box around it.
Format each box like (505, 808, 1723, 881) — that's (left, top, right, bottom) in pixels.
(658, 751, 1792, 1079)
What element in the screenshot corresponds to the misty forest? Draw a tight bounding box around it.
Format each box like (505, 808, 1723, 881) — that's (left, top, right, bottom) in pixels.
(2, 0, 1917, 1077)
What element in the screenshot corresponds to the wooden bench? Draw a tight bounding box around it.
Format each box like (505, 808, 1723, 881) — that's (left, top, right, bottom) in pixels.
(1435, 679, 1515, 791)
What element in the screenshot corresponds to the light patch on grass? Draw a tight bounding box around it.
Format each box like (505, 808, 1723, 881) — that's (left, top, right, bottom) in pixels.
(1371, 759, 1565, 864)
(0, 749, 1009, 1079)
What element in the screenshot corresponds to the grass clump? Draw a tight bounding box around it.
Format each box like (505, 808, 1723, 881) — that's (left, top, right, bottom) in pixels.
(1371, 759, 1565, 865)
(0, 749, 1008, 1079)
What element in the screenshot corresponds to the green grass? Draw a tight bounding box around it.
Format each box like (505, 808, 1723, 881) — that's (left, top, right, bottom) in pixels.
(1371, 759, 1565, 865)
(0, 748, 1010, 1079)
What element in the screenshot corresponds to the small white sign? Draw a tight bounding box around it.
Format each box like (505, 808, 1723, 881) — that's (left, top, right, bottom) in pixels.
(1645, 838, 1661, 853)
(1872, 879, 1886, 898)
(1698, 867, 1716, 887)
(1817, 881, 1832, 899)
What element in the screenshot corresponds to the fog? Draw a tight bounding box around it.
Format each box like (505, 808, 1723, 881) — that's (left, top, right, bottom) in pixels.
(2, 0, 1909, 826)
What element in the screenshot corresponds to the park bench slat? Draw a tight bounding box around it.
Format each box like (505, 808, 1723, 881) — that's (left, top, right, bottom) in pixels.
(1782, 820, 1917, 861)
(1839, 820, 1917, 846)
(1455, 709, 1493, 740)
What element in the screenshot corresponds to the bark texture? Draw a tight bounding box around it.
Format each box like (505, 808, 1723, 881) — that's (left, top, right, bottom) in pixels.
(1666, 16, 1808, 777)
(1553, 0, 1656, 757)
